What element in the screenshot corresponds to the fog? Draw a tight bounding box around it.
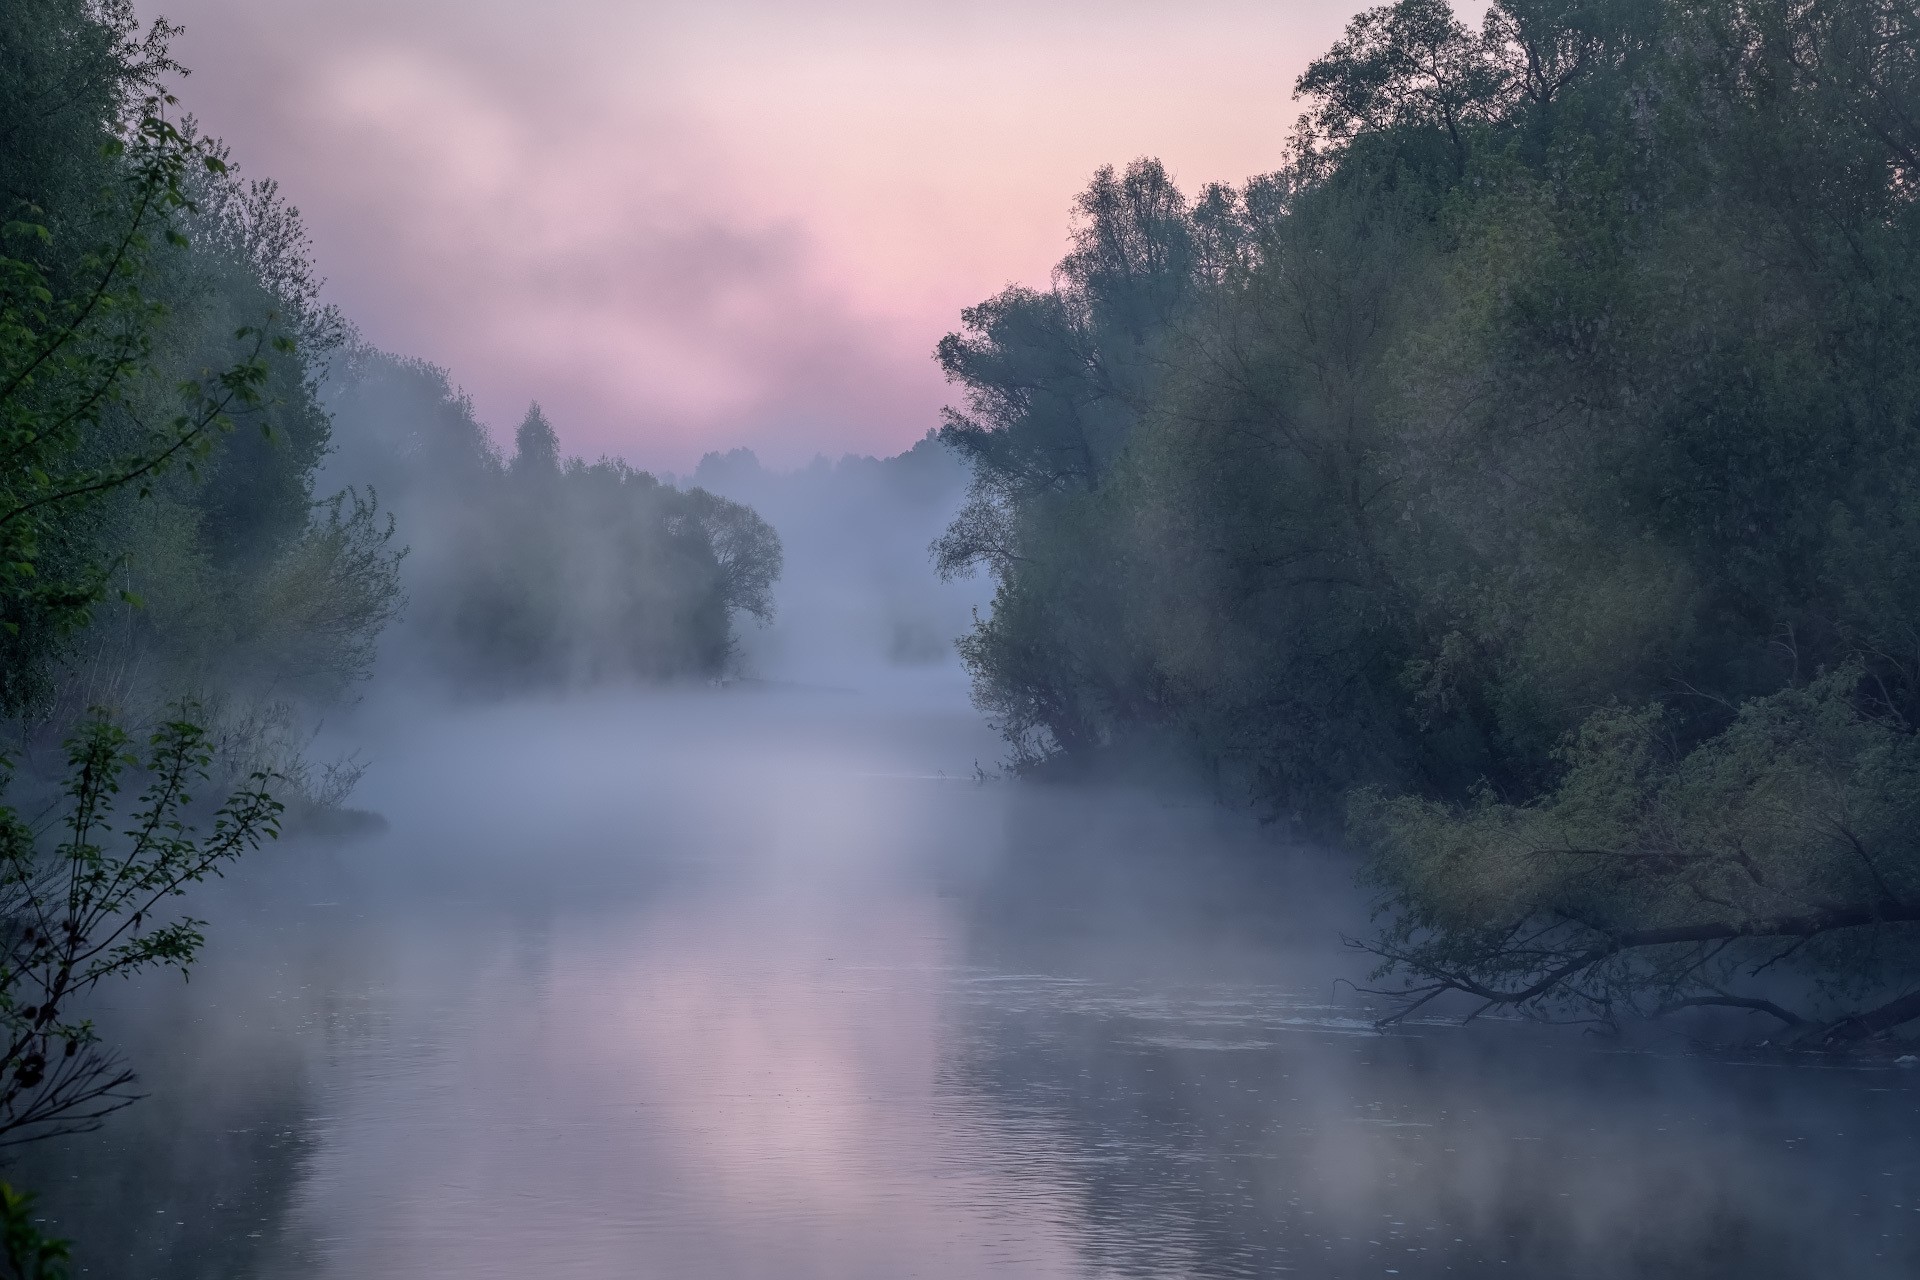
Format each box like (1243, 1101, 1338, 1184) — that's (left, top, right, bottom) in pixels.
(14, 1, 1920, 1274)
(15, 620, 1920, 1276)
(684, 435, 989, 685)
(14, 424, 1920, 1278)
(16, 312, 1920, 1280)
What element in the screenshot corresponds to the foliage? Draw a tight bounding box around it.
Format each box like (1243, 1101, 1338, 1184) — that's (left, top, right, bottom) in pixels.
(0, 8, 406, 818)
(1293, 0, 1509, 171)
(0, 1, 182, 230)
(0, 107, 284, 712)
(323, 361, 783, 691)
(681, 485, 783, 626)
(0, 1184, 67, 1280)
(0, 0, 405, 1252)
(939, 0, 1920, 1036)
(1355, 666, 1920, 1038)
(0, 708, 280, 1144)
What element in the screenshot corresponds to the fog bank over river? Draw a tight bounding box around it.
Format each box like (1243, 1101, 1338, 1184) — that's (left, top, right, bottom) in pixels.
(17, 678, 1920, 1278)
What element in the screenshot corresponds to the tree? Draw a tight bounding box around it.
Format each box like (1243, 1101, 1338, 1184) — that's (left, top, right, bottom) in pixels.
(683, 488, 782, 626)
(0, 0, 182, 232)
(1355, 668, 1920, 1041)
(322, 376, 784, 691)
(0, 106, 285, 713)
(0, 709, 280, 1143)
(937, 160, 1199, 511)
(936, 0, 1920, 1040)
(509, 402, 560, 478)
(1294, 0, 1510, 172)
(0, 5, 416, 1268)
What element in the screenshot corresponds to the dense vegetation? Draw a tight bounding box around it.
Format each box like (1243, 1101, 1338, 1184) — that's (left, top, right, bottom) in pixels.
(939, 0, 1920, 1041)
(324, 359, 780, 693)
(0, 1, 784, 1261)
(0, 3, 325, 1256)
(2, 0, 403, 762)
(4, 0, 778, 729)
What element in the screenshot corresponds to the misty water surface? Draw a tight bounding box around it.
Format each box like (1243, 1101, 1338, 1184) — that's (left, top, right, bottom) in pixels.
(17, 677, 1920, 1278)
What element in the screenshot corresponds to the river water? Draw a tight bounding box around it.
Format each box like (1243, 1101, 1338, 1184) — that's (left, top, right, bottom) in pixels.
(15, 679, 1920, 1278)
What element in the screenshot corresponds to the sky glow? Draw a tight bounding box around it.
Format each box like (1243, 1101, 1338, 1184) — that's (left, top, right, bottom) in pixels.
(138, 0, 1360, 468)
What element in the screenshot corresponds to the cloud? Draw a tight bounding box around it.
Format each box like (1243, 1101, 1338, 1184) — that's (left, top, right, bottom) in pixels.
(143, 0, 1356, 468)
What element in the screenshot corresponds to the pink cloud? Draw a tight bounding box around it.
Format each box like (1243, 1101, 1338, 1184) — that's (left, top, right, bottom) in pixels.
(142, 0, 1361, 469)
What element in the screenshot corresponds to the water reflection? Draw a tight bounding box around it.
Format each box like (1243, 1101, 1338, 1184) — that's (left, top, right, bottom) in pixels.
(12, 687, 1920, 1277)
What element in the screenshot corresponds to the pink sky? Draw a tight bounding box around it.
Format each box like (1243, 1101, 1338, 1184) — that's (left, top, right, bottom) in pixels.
(140, 0, 1365, 469)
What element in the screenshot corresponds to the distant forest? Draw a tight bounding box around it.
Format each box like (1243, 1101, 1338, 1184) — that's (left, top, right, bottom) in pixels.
(2, 0, 783, 765)
(939, 0, 1920, 1042)
(325, 357, 779, 695)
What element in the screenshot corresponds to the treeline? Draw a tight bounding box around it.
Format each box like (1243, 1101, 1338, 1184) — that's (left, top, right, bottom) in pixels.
(0, 0, 370, 1187)
(0, 0, 781, 1182)
(2, 0, 403, 794)
(325, 357, 780, 693)
(3, 0, 780, 738)
(939, 0, 1920, 1041)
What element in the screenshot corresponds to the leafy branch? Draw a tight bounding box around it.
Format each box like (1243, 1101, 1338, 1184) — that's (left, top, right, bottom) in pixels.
(1, 99, 288, 657)
(0, 707, 282, 1145)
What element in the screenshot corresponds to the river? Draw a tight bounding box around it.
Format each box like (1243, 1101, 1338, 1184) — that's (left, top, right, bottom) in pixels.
(15, 677, 1920, 1277)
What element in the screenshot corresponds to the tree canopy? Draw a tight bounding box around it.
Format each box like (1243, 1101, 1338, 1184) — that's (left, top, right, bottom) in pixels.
(939, 0, 1920, 1040)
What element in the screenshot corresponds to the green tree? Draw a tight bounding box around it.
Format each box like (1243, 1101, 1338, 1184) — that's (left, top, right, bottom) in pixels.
(1356, 667, 1920, 1041)
(937, 0, 1920, 1038)
(0, 710, 280, 1143)
(1294, 0, 1510, 171)
(1, 107, 282, 713)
